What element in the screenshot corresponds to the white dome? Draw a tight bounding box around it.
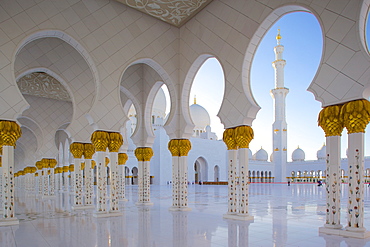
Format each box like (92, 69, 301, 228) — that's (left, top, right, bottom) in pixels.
(255, 148, 268, 161)
(152, 88, 166, 118)
(292, 147, 305, 161)
(247, 148, 252, 159)
(190, 103, 211, 130)
(317, 144, 326, 160)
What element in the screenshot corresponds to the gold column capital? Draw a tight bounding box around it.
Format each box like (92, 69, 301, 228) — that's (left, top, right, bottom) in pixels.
(135, 147, 154, 162)
(318, 104, 344, 137)
(168, 139, 192, 156)
(340, 99, 370, 134)
(83, 143, 95, 159)
(0, 156, 2, 167)
(118, 153, 128, 165)
(69, 164, 74, 172)
(81, 162, 85, 170)
(235, 125, 253, 149)
(41, 158, 49, 169)
(223, 128, 237, 150)
(91, 130, 110, 152)
(49, 159, 57, 168)
(91, 160, 96, 169)
(63, 166, 69, 172)
(105, 157, 110, 167)
(70, 142, 85, 158)
(0, 120, 21, 147)
(36, 161, 43, 170)
(108, 132, 123, 152)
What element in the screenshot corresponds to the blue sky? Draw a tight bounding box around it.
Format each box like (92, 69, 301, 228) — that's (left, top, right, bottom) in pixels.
(164, 11, 370, 161)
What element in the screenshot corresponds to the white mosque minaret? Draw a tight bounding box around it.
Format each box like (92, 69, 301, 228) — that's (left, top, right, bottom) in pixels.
(271, 29, 289, 182)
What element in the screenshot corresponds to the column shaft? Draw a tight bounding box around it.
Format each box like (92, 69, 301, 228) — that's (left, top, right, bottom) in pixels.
(109, 152, 119, 211)
(42, 168, 49, 196)
(74, 158, 83, 206)
(1, 146, 16, 220)
(49, 169, 55, 196)
(227, 149, 238, 214)
(84, 159, 93, 206)
(172, 156, 179, 207)
(179, 156, 188, 207)
(238, 148, 250, 216)
(96, 151, 107, 213)
(346, 132, 365, 231)
(325, 136, 342, 228)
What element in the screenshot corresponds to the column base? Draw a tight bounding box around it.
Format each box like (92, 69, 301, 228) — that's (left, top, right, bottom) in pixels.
(169, 206, 192, 212)
(223, 213, 254, 221)
(0, 218, 19, 226)
(108, 211, 123, 217)
(42, 195, 56, 199)
(319, 227, 370, 239)
(93, 212, 110, 218)
(72, 205, 95, 210)
(136, 202, 154, 206)
(323, 223, 343, 229)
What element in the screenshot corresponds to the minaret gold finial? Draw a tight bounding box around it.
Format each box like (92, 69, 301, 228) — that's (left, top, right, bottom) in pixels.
(194, 95, 196, 105)
(276, 28, 282, 45)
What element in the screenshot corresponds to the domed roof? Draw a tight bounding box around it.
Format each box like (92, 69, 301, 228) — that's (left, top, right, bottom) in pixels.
(190, 102, 210, 130)
(247, 148, 252, 159)
(292, 146, 305, 161)
(152, 88, 166, 117)
(255, 147, 268, 161)
(317, 143, 326, 160)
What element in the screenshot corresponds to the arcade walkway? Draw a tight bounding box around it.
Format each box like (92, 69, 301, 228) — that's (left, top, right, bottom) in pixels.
(3, 184, 370, 247)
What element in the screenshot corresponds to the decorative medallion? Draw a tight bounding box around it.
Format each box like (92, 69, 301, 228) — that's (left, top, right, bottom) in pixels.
(115, 0, 214, 27)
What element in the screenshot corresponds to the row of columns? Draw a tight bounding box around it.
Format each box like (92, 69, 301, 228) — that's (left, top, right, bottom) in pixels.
(318, 99, 370, 238)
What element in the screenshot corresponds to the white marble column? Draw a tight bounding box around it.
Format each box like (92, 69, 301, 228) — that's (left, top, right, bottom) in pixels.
(0, 120, 21, 226)
(346, 133, 365, 232)
(235, 126, 254, 220)
(168, 139, 191, 211)
(82, 143, 95, 209)
(171, 155, 179, 208)
(91, 131, 110, 217)
(84, 158, 94, 207)
(42, 163, 49, 198)
(70, 142, 85, 209)
(109, 152, 120, 213)
(107, 132, 123, 215)
(238, 147, 253, 220)
(117, 153, 128, 202)
(317, 105, 344, 232)
(49, 160, 57, 197)
(69, 164, 75, 194)
(223, 128, 238, 218)
(135, 147, 153, 206)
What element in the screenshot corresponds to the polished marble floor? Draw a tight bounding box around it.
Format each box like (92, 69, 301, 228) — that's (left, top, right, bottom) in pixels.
(2, 184, 370, 246)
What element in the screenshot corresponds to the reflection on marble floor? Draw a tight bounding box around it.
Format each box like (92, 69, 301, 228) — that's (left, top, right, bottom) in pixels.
(2, 184, 370, 246)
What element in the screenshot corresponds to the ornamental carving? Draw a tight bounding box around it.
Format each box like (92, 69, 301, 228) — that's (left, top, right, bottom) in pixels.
(135, 147, 154, 161)
(17, 72, 71, 102)
(118, 153, 128, 165)
(340, 99, 370, 134)
(318, 105, 344, 137)
(168, 139, 191, 156)
(235, 126, 253, 149)
(116, 0, 213, 27)
(223, 128, 237, 150)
